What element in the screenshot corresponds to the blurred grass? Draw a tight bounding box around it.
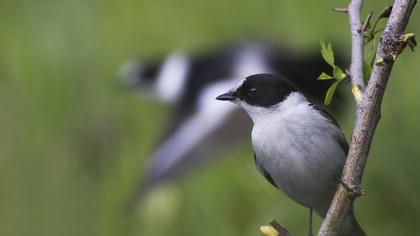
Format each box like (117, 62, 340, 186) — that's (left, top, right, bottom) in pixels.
(0, 0, 419, 235)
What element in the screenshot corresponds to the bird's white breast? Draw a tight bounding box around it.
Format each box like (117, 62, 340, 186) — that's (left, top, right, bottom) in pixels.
(243, 92, 346, 210)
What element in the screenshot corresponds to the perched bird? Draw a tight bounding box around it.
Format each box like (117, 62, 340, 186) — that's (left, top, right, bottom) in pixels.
(121, 41, 346, 201)
(216, 74, 364, 236)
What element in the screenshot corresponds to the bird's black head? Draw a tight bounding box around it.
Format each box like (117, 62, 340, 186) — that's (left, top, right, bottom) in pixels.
(120, 59, 162, 89)
(216, 74, 299, 107)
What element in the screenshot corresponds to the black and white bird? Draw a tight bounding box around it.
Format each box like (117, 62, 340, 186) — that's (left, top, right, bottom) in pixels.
(121, 41, 346, 201)
(216, 74, 364, 236)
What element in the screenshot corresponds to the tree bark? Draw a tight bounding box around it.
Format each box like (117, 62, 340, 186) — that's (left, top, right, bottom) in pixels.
(318, 0, 417, 235)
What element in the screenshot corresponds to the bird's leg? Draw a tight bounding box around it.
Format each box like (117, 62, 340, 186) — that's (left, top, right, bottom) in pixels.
(307, 208, 313, 236)
(335, 176, 367, 198)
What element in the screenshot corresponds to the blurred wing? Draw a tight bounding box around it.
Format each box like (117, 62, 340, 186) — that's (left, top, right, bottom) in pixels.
(135, 44, 274, 200)
(135, 80, 251, 199)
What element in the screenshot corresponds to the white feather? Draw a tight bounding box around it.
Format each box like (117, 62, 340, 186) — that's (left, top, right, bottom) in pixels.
(155, 53, 190, 102)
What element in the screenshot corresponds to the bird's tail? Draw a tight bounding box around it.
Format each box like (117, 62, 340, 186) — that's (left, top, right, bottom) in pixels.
(340, 206, 366, 236)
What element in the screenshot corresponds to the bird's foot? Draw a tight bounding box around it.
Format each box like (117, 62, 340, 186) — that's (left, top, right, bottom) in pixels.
(336, 178, 367, 198)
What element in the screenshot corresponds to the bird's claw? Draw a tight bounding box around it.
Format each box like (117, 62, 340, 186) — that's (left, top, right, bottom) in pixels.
(336, 178, 367, 198)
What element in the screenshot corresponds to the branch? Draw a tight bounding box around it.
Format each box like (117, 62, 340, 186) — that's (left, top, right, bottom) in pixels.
(318, 0, 417, 235)
(348, 0, 367, 95)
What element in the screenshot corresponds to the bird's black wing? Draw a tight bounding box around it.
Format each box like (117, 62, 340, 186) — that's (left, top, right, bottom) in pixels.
(254, 153, 278, 189)
(309, 104, 349, 155)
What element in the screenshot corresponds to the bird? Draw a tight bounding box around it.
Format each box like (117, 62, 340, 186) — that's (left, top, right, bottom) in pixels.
(120, 41, 346, 202)
(216, 73, 364, 236)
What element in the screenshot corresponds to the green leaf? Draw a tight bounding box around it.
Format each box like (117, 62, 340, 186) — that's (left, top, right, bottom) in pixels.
(320, 39, 335, 67)
(324, 80, 340, 106)
(364, 33, 374, 44)
(365, 35, 377, 62)
(363, 60, 372, 83)
(317, 72, 334, 80)
(333, 66, 347, 80)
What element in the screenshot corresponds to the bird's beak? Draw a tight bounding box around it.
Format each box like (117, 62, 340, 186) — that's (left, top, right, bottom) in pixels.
(216, 91, 236, 101)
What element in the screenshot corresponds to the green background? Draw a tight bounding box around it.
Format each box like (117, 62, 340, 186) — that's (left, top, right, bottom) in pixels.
(0, 0, 419, 235)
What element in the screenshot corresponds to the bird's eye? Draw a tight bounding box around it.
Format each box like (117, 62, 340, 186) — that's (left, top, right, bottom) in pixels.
(247, 87, 257, 97)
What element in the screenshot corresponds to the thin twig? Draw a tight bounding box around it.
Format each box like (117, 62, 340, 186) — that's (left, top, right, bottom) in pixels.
(379, 6, 393, 18)
(318, 0, 417, 235)
(332, 7, 349, 13)
(361, 11, 373, 32)
(347, 0, 367, 96)
(270, 219, 292, 236)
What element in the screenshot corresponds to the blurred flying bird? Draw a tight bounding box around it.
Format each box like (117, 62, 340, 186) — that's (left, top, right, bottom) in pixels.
(120, 41, 347, 203)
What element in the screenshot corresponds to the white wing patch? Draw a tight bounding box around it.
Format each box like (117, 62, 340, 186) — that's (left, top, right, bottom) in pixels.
(155, 53, 190, 102)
